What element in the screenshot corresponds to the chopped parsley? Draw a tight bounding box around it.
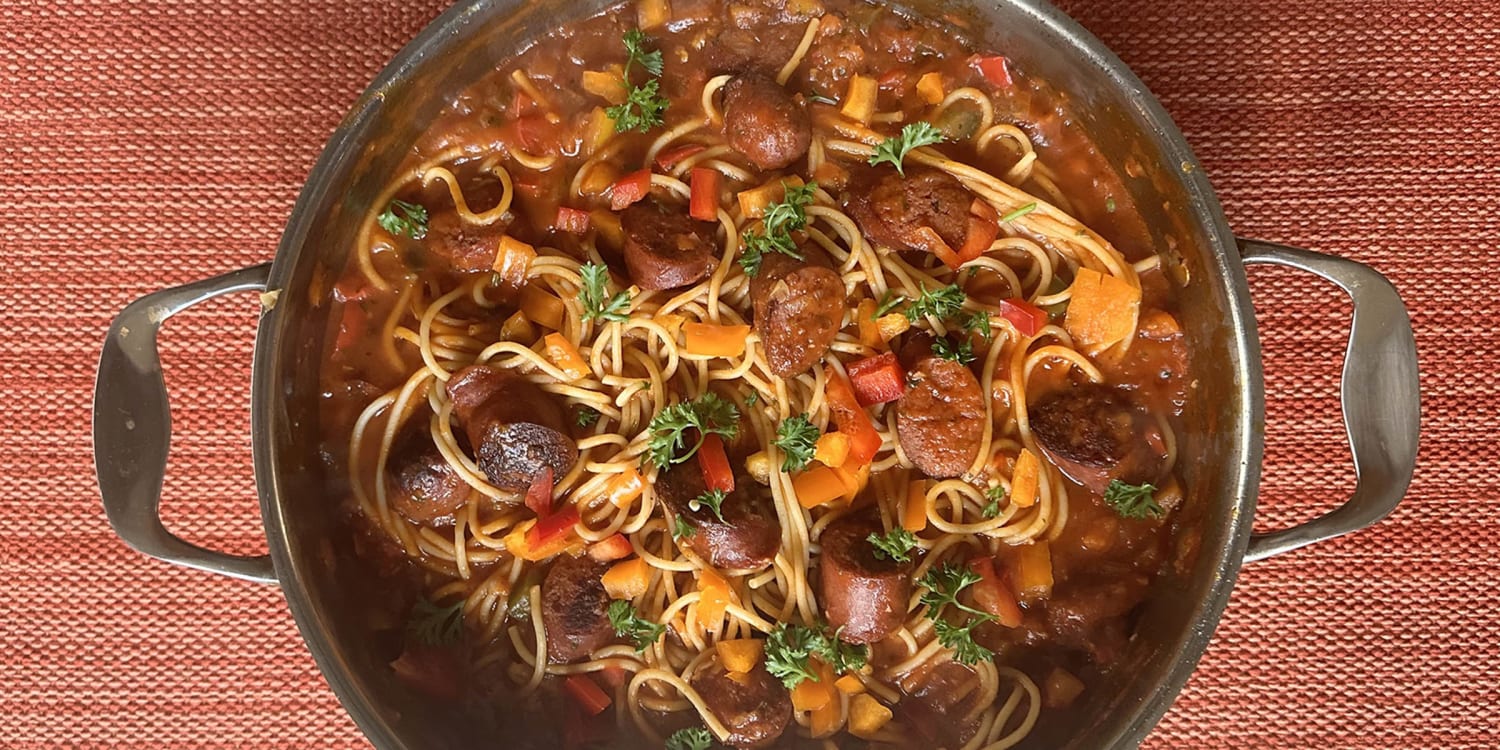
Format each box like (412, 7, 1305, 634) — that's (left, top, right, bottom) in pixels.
(737, 229, 799, 277)
(773, 415, 820, 473)
(378, 199, 429, 240)
(1104, 480, 1163, 520)
(607, 30, 669, 132)
(645, 393, 740, 468)
(873, 290, 905, 318)
(665, 728, 715, 750)
(904, 283, 966, 322)
(867, 122, 945, 176)
(918, 562, 997, 666)
(578, 262, 631, 323)
(931, 336, 975, 365)
(738, 181, 816, 276)
(576, 407, 601, 428)
(608, 599, 666, 651)
(745, 390, 760, 407)
(1105, 196, 1117, 213)
(867, 528, 918, 563)
(981, 485, 1005, 518)
(689, 488, 728, 523)
(672, 515, 696, 540)
(1000, 202, 1038, 223)
(763, 622, 868, 688)
(406, 598, 465, 647)
(962, 309, 993, 342)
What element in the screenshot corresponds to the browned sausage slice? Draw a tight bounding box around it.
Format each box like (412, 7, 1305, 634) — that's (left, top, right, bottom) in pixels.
(749, 251, 845, 377)
(426, 210, 506, 273)
(385, 426, 469, 526)
(703, 25, 805, 77)
(819, 514, 913, 644)
(446, 365, 578, 492)
(896, 356, 985, 479)
(901, 661, 984, 747)
(1028, 383, 1168, 494)
(656, 461, 781, 570)
(621, 203, 719, 291)
(844, 168, 973, 254)
(722, 73, 811, 171)
(691, 662, 792, 749)
(540, 555, 614, 664)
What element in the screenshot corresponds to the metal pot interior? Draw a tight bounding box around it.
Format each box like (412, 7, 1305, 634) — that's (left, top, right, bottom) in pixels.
(251, 0, 1261, 746)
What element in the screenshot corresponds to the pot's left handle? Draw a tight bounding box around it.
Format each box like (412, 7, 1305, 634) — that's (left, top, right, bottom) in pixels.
(93, 263, 279, 584)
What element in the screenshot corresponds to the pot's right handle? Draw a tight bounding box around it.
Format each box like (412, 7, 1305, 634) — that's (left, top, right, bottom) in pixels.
(93, 263, 279, 584)
(1238, 239, 1419, 562)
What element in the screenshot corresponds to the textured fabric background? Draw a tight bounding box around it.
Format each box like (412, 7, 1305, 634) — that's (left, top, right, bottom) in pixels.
(1, 0, 1492, 747)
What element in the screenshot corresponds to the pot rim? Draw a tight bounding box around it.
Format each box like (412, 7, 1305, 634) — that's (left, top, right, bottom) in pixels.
(250, 1, 1264, 747)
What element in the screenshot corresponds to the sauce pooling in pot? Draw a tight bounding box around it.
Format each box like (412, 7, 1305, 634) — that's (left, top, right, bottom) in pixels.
(318, 0, 1195, 746)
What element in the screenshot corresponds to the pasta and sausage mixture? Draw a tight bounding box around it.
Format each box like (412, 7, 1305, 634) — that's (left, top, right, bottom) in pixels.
(319, 0, 1195, 747)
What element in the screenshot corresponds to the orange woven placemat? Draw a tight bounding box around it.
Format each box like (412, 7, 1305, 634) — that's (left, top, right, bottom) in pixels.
(1, 0, 1490, 747)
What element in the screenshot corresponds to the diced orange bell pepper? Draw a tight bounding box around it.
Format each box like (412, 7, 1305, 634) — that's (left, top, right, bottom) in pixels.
(521, 284, 566, 331)
(694, 568, 732, 630)
(491, 236, 536, 287)
(683, 322, 750, 357)
(587, 533, 633, 562)
(715, 639, 763, 673)
(793, 465, 847, 509)
(543, 332, 590, 381)
(1010, 448, 1040, 508)
(823, 366, 882, 466)
(969, 556, 1023, 628)
(601, 557, 652, 599)
(902, 480, 928, 532)
(848, 693, 893, 738)
(605, 467, 645, 509)
(1063, 267, 1141, 352)
(812, 432, 851, 469)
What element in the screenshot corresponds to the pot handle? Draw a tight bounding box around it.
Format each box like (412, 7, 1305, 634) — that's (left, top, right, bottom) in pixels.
(93, 263, 279, 584)
(1237, 239, 1419, 562)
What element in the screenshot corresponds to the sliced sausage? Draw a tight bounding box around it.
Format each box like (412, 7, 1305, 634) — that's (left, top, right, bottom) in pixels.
(1028, 383, 1168, 494)
(749, 251, 845, 377)
(540, 555, 614, 664)
(722, 73, 811, 171)
(385, 426, 469, 526)
(1043, 572, 1151, 665)
(819, 514, 913, 644)
(896, 356, 985, 479)
(426, 210, 506, 273)
(446, 365, 578, 492)
(901, 661, 983, 747)
(691, 662, 792, 749)
(621, 203, 719, 290)
(656, 461, 781, 570)
(844, 168, 973, 254)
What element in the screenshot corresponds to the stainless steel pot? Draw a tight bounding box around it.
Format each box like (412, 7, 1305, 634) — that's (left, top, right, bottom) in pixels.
(92, 0, 1421, 747)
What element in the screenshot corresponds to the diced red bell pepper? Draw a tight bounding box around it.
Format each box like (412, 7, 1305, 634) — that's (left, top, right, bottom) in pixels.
(515, 115, 555, 154)
(698, 433, 735, 493)
(609, 168, 652, 211)
(957, 199, 1000, 264)
(846, 352, 906, 406)
(969, 556, 1023, 628)
(334, 301, 366, 353)
(972, 55, 1013, 89)
(563, 674, 613, 716)
(587, 533, 633, 562)
(513, 179, 547, 200)
(655, 143, 706, 172)
(554, 206, 592, 235)
(512, 89, 537, 117)
(998, 298, 1048, 337)
(526, 502, 579, 550)
(524, 466, 555, 517)
(689, 167, 721, 222)
(823, 366, 882, 467)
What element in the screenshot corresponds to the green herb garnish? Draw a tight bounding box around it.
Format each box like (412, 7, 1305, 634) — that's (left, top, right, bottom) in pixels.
(608, 78, 670, 133)
(904, 283, 966, 322)
(406, 598, 465, 647)
(738, 181, 816, 277)
(981, 485, 1004, 518)
(867, 122, 945, 176)
(622, 29, 664, 77)
(763, 623, 869, 688)
(806, 90, 837, 105)
(1104, 480, 1163, 520)
(933, 616, 994, 665)
(378, 199, 429, 240)
(962, 310, 993, 342)
(737, 229, 800, 277)
(918, 562, 997, 665)
(689, 488, 728, 523)
(665, 727, 715, 750)
(576, 407, 601, 428)
(874, 290, 905, 318)
(932, 336, 974, 365)
(645, 393, 740, 468)
(608, 599, 666, 651)
(773, 414, 820, 473)
(579, 262, 632, 323)
(672, 515, 696, 540)
(867, 528, 918, 563)
(1000, 202, 1038, 223)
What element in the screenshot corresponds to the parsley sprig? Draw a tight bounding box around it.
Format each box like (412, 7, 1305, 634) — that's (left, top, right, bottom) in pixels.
(738, 181, 816, 277)
(867, 122, 945, 176)
(666, 728, 715, 750)
(607, 30, 669, 132)
(981, 485, 1004, 518)
(932, 336, 975, 365)
(773, 415, 820, 473)
(576, 407, 601, 427)
(378, 199, 429, 240)
(874, 290, 905, 318)
(918, 562, 997, 665)
(905, 283, 967, 322)
(689, 488, 728, 523)
(608, 599, 666, 651)
(579, 262, 632, 323)
(867, 528, 918, 563)
(407, 598, 465, 647)
(962, 309, 994, 342)
(645, 393, 740, 468)
(1104, 480, 1163, 519)
(672, 515, 696, 540)
(763, 623, 868, 688)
